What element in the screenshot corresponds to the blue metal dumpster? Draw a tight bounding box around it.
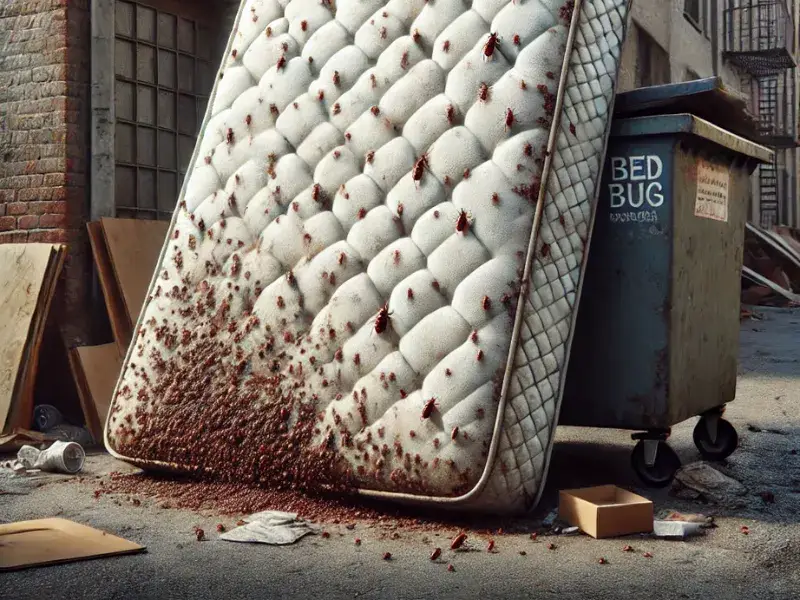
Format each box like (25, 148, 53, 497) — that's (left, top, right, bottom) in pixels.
(561, 79, 773, 486)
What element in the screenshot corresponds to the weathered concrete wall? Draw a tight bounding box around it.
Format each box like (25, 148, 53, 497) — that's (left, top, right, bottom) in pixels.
(0, 0, 92, 345)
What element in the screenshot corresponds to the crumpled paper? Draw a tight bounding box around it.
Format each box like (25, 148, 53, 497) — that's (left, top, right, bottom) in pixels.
(219, 510, 319, 545)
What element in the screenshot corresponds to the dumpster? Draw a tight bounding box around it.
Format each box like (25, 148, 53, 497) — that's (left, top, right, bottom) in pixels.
(561, 79, 773, 487)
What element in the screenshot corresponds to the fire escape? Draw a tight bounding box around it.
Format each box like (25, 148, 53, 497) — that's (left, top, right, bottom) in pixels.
(723, 0, 797, 228)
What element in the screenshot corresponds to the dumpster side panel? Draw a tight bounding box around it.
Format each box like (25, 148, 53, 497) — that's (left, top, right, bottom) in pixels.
(668, 143, 745, 424)
(561, 136, 676, 430)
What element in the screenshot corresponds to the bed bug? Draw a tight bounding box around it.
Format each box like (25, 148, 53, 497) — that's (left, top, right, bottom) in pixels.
(357, 207, 367, 219)
(547, 543, 556, 550)
(332, 70, 341, 87)
(430, 547, 442, 561)
(365, 150, 375, 164)
(476, 349, 484, 362)
(505, 108, 515, 131)
(226, 128, 235, 145)
(622, 545, 634, 552)
(421, 397, 438, 419)
(451, 532, 468, 550)
(333, 150, 341, 159)
(332, 103, 341, 115)
(442, 40, 450, 52)
(300, 19, 308, 31)
(643, 551, 653, 558)
(540, 242, 550, 258)
(483, 32, 499, 61)
(520, 79, 528, 90)
(370, 105, 380, 116)
(487, 539, 495, 552)
(446, 103, 455, 123)
(411, 153, 429, 187)
(270, 103, 279, 117)
(478, 82, 490, 102)
(374, 303, 392, 334)
(379, 26, 387, 39)
(451, 426, 459, 440)
(317, 89, 325, 101)
(444, 368, 452, 377)
(265, 26, 272, 37)
(392, 249, 401, 264)
(412, 29, 421, 44)
(513, 34, 521, 45)
(400, 50, 410, 71)
(482, 296, 492, 310)
(370, 73, 377, 88)
(455, 209, 471, 234)
(447, 564, 455, 572)
(740, 526, 750, 535)
(276, 54, 286, 70)
(491, 191, 501, 205)
(231, 49, 238, 59)
(195, 527, 205, 541)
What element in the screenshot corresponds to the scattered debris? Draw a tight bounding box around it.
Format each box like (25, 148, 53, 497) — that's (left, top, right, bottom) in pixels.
(652, 520, 705, 539)
(671, 462, 747, 506)
(219, 510, 318, 545)
(13, 441, 85, 474)
(559, 485, 653, 538)
(741, 222, 800, 306)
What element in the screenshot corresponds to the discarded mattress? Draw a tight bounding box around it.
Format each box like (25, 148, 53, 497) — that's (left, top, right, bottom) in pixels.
(105, 0, 632, 514)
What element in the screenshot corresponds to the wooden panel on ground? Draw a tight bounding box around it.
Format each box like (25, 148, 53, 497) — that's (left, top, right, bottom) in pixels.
(0, 244, 66, 433)
(100, 217, 170, 325)
(0, 518, 145, 571)
(87, 221, 131, 356)
(68, 343, 122, 443)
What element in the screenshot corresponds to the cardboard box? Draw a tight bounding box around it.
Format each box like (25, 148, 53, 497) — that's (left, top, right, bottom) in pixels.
(558, 485, 653, 539)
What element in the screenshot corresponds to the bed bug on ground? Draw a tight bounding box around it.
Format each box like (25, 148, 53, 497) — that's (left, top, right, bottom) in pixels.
(643, 551, 653, 558)
(447, 564, 455, 572)
(382, 552, 392, 560)
(483, 32, 499, 61)
(740, 526, 750, 535)
(195, 527, 205, 541)
(478, 82, 490, 102)
(451, 532, 468, 550)
(430, 547, 442, 560)
(547, 543, 556, 550)
(412, 153, 429, 187)
(505, 108, 515, 131)
(421, 397, 438, 419)
(276, 54, 286, 70)
(374, 303, 392, 334)
(487, 539, 495, 552)
(622, 545, 634, 552)
(455, 209, 471, 234)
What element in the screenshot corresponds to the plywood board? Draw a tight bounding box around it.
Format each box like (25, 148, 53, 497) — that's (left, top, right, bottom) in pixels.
(100, 218, 169, 325)
(87, 221, 131, 356)
(0, 518, 145, 571)
(0, 244, 65, 433)
(68, 343, 121, 443)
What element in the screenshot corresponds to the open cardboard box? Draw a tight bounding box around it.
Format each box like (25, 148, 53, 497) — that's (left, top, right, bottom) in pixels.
(558, 485, 654, 539)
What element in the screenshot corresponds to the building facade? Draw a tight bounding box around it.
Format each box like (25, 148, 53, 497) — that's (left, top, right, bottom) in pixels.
(0, 0, 798, 344)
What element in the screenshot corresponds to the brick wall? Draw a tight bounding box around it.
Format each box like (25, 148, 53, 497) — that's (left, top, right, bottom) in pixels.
(0, 0, 92, 344)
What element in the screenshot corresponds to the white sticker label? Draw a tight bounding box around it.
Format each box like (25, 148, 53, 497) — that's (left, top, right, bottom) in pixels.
(694, 159, 729, 222)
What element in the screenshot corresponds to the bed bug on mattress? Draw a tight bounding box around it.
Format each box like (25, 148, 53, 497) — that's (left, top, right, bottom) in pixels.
(332, 70, 341, 87)
(421, 397, 438, 419)
(483, 32, 500, 61)
(374, 303, 392, 334)
(332, 103, 341, 115)
(445, 103, 456, 124)
(451, 532, 468, 550)
(455, 209, 471, 234)
(482, 295, 492, 310)
(442, 40, 450, 53)
(513, 34, 521, 46)
(411, 153, 429, 187)
(276, 54, 286, 70)
(451, 426, 459, 440)
(505, 108, 515, 131)
(226, 128, 234, 145)
(478, 82, 490, 102)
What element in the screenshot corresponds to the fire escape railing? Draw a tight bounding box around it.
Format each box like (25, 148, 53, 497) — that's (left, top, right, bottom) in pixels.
(723, 0, 797, 228)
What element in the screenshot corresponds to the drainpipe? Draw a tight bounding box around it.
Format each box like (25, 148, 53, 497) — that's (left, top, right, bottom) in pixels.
(711, 0, 720, 77)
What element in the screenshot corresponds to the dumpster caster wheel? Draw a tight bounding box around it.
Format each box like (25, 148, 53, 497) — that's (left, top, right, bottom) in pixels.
(693, 417, 738, 461)
(631, 440, 681, 488)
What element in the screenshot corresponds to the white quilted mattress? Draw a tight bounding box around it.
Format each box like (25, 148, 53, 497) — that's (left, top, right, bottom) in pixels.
(105, 0, 631, 514)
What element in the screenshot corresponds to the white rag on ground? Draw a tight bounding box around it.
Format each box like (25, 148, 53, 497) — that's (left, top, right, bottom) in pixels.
(219, 510, 319, 545)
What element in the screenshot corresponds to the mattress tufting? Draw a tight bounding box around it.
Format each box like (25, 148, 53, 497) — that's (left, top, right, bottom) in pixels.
(105, 0, 631, 514)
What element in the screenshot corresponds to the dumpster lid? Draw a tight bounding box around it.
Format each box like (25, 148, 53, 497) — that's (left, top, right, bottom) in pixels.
(611, 114, 774, 163)
(614, 78, 761, 142)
